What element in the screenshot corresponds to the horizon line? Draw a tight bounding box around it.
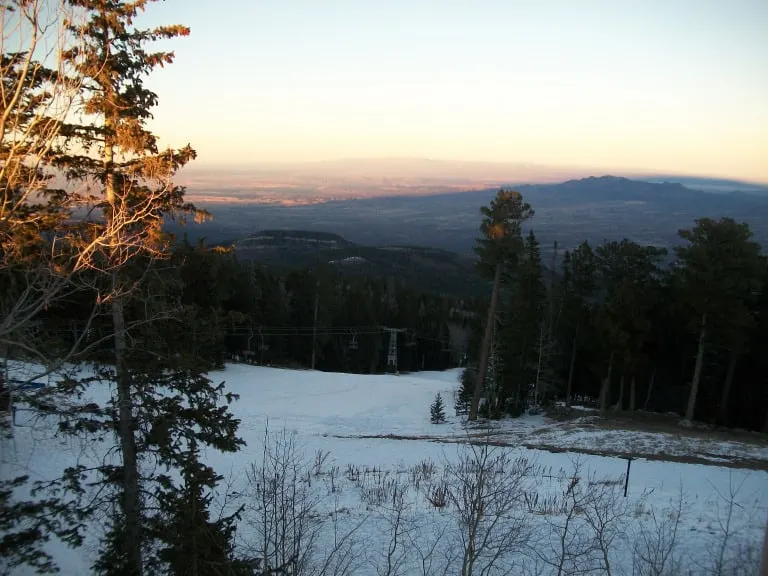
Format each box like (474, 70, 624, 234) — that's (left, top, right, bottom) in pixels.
(178, 156, 768, 187)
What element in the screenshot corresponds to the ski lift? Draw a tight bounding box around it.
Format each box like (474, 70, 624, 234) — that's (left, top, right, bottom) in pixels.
(405, 332, 417, 348)
(349, 331, 358, 350)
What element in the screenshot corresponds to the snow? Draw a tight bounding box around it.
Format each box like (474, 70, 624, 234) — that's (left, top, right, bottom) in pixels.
(3, 364, 768, 575)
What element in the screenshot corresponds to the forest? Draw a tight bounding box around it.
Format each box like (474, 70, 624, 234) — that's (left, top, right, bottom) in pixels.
(26, 206, 768, 434)
(1, 1, 767, 574)
(457, 193, 768, 433)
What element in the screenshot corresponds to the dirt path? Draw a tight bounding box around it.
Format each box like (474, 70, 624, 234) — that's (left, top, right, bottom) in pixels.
(326, 432, 768, 471)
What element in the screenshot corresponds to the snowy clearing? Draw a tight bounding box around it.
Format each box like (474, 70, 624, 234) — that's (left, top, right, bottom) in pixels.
(3, 364, 768, 575)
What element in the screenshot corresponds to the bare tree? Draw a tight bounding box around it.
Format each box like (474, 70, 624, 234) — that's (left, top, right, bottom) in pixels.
(698, 472, 762, 576)
(371, 477, 413, 576)
(0, 0, 90, 367)
(406, 517, 456, 576)
(445, 438, 535, 576)
(581, 473, 634, 576)
(527, 460, 602, 576)
(243, 426, 321, 575)
(631, 486, 684, 576)
(241, 425, 366, 576)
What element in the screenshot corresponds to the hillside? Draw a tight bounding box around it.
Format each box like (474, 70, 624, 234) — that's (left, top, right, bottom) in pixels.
(7, 363, 768, 574)
(230, 229, 487, 296)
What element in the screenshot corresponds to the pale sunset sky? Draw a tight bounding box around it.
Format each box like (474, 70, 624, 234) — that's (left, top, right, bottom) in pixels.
(136, 0, 768, 182)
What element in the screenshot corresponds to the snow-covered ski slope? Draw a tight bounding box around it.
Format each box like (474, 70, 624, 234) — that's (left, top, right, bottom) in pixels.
(3, 364, 768, 575)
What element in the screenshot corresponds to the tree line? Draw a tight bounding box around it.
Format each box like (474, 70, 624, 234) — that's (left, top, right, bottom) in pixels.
(32, 238, 467, 375)
(1, 1, 766, 574)
(461, 190, 768, 432)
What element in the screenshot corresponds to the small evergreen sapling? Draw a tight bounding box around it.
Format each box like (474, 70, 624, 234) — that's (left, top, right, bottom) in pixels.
(455, 367, 475, 416)
(430, 392, 447, 424)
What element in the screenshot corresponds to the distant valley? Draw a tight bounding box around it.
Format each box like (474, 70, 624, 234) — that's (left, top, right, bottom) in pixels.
(170, 175, 768, 261)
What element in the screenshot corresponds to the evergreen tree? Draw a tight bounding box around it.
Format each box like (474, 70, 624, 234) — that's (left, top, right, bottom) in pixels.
(594, 240, 666, 412)
(673, 218, 764, 423)
(469, 189, 533, 420)
(497, 229, 546, 414)
(0, 475, 83, 575)
(149, 440, 249, 576)
(559, 242, 598, 407)
(430, 392, 446, 424)
(455, 367, 475, 416)
(52, 1, 200, 569)
(16, 2, 247, 574)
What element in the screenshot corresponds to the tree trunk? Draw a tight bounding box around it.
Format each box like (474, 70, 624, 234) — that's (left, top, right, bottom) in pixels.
(111, 278, 142, 575)
(717, 352, 738, 425)
(643, 368, 656, 411)
(615, 375, 625, 411)
(630, 375, 637, 413)
(310, 279, 319, 370)
(534, 323, 544, 406)
(469, 262, 503, 421)
(600, 350, 614, 413)
(566, 327, 579, 408)
(105, 127, 142, 573)
(684, 312, 707, 423)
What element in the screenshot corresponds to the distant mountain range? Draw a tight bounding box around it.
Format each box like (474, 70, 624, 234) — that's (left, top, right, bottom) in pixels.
(641, 175, 768, 195)
(171, 175, 768, 263)
(178, 159, 768, 206)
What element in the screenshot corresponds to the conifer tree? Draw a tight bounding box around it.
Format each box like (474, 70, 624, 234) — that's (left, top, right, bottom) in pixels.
(559, 242, 597, 407)
(430, 392, 446, 424)
(12, 2, 247, 574)
(53, 1, 197, 568)
(469, 189, 533, 420)
(497, 229, 546, 413)
(674, 218, 764, 423)
(455, 368, 475, 416)
(594, 240, 666, 412)
(145, 439, 249, 576)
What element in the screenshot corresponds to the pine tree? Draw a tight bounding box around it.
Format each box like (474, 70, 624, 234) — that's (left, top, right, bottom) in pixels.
(594, 240, 666, 412)
(430, 392, 446, 424)
(0, 475, 83, 575)
(50, 2, 200, 569)
(559, 242, 598, 407)
(497, 229, 546, 415)
(15, 2, 247, 574)
(455, 368, 475, 416)
(148, 439, 250, 576)
(674, 218, 764, 423)
(469, 189, 533, 420)
(83, 256, 244, 575)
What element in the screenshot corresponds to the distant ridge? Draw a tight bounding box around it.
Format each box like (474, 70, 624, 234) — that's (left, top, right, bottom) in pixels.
(231, 230, 486, 296)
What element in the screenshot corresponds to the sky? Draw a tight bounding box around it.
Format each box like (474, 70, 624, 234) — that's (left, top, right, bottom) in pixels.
(135, 0, 768, 182)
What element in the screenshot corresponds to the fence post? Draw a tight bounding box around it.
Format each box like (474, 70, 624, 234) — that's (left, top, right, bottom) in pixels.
(623, 457, 633, 497)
